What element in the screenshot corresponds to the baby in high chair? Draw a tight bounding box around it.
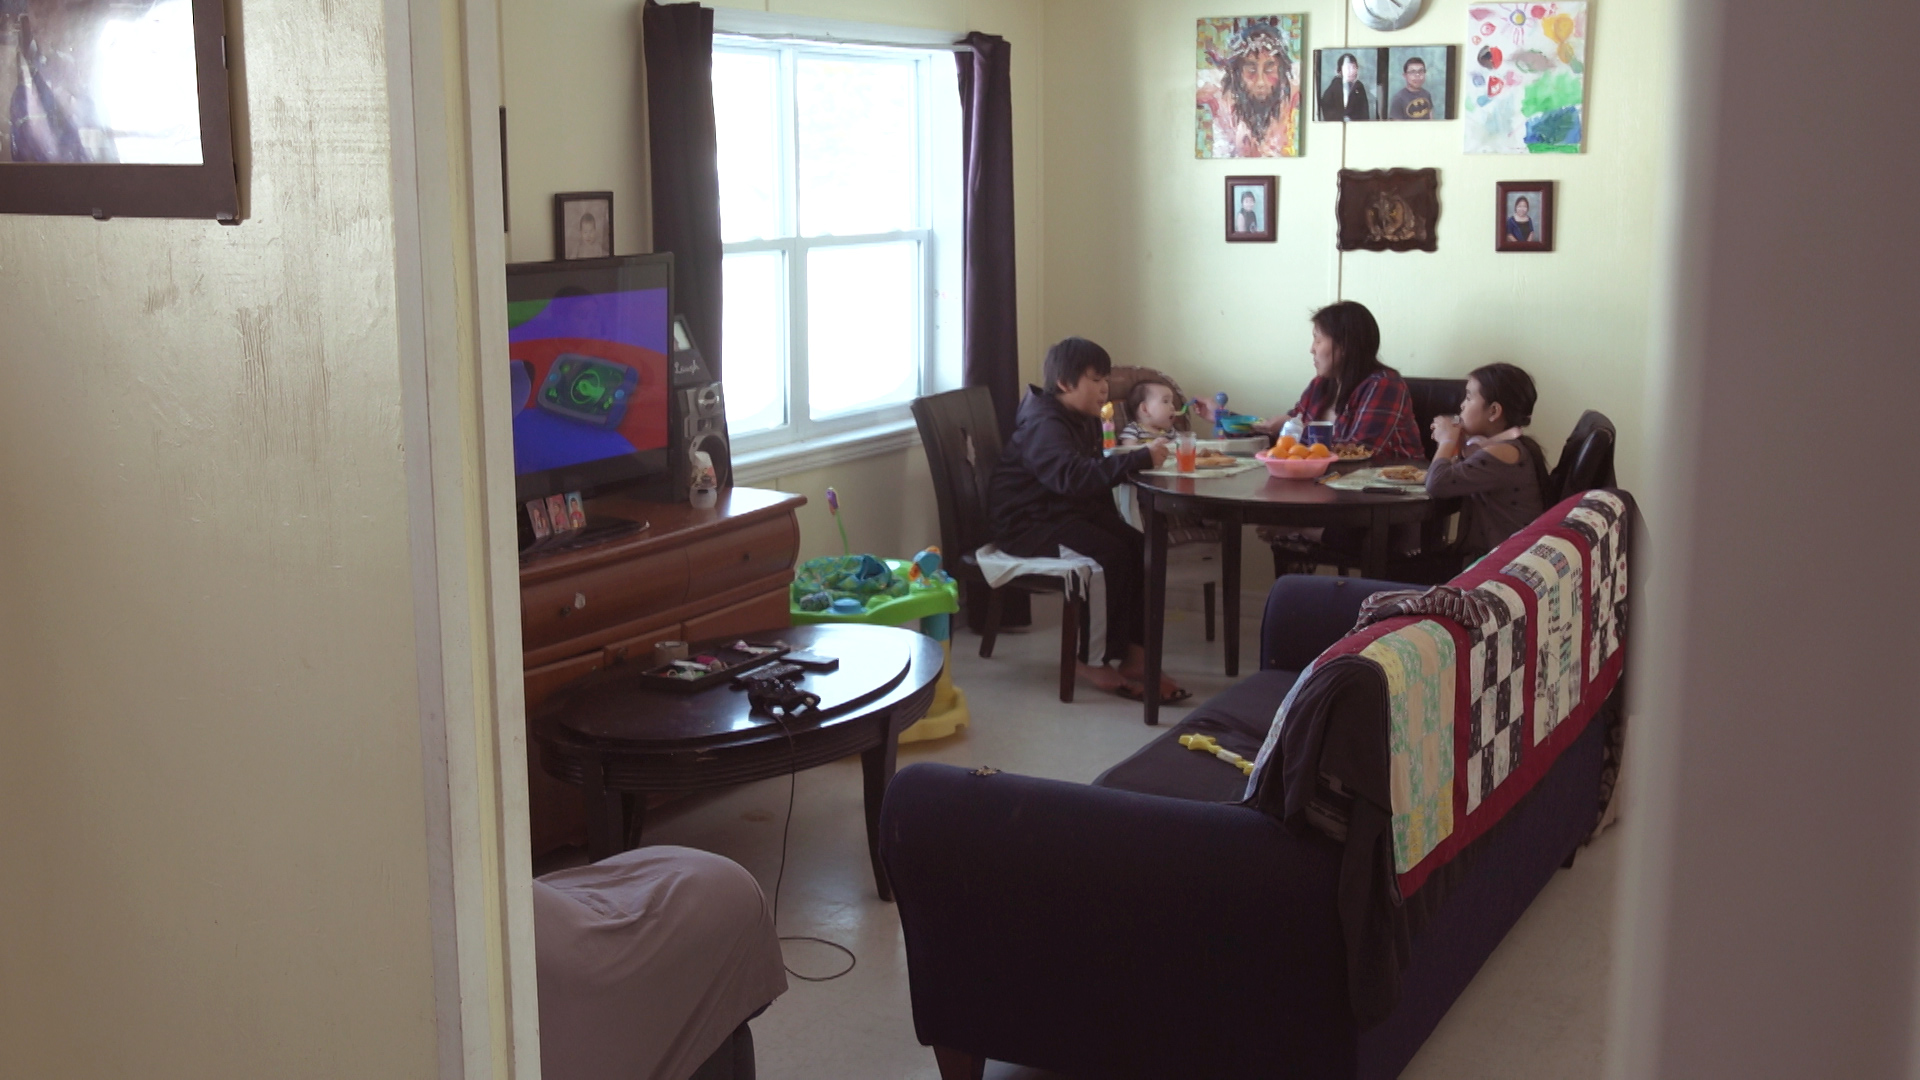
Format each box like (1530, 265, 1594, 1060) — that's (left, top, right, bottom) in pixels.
(1118, 378, 1184, 446)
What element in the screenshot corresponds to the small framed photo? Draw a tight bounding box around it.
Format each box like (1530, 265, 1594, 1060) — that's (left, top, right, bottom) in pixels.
(554, 191, 614, 260)
(525, 499, 552, 539)
(565, 491, 587, 530)
(1495, 182, 1554, 252)
(1226, 176, 1277, 242)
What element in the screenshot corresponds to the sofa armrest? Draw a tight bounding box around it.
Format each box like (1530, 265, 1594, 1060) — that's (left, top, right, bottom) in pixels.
(1260, 575, 1414, 673)
(880, 763, 1359, 1079)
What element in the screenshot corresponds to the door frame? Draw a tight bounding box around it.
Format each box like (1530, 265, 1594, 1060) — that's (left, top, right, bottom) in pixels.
(385, 0, 540, 1075)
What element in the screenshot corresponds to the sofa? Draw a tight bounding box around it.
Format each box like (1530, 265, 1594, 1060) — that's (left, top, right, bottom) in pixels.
(880, 491, 1633, 1080)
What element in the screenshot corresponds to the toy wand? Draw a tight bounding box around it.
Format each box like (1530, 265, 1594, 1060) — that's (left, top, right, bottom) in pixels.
(825, 487, 851, 557)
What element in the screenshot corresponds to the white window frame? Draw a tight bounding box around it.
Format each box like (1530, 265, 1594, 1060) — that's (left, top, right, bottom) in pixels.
(714, 26, 963, 478)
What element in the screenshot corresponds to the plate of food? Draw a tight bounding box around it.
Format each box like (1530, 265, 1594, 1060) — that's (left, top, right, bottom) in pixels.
(1375, 465, 1428, 484)
(1333, 443, 1373, 462)
(1191, 451, 1238, 469)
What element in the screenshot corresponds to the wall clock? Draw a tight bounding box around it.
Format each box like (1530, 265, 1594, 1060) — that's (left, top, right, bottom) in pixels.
(1351, 0, 1425, 32)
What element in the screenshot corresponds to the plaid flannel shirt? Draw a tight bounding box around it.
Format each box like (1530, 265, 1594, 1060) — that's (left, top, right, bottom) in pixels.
(1291, 369, 1425, 460)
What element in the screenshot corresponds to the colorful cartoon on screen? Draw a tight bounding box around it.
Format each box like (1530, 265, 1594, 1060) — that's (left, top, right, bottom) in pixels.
(1196, 15, 1305, 159)
(507, 290, 671, 475)
(1463, 2, 1587, 154)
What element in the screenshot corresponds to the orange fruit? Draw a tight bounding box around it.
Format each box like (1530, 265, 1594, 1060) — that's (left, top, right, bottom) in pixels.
(1287, 444, 1311, 459)
(1307, 443, 1332, 458)
(1275, 435, 1298, 452)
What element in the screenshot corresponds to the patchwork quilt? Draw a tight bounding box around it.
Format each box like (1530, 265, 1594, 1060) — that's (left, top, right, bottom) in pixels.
(1258, 489, 1632, 898)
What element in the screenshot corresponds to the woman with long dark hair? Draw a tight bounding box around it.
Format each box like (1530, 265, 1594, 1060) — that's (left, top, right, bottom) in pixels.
(1240, 300, 1424, 459)
(1426, 362, 1552, 557)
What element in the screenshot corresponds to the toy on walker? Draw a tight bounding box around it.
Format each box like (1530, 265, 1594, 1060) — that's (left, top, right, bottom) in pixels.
(788, 487, 970, 743)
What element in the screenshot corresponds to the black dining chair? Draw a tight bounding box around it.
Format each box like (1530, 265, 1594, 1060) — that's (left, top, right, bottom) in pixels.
(911, 387, 1083, 703)
(1546, 410, 1617, 503)
(1404, 376, 1468, 461)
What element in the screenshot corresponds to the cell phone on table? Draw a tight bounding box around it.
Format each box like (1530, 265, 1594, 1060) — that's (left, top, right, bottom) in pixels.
(784, 650, 840, 671)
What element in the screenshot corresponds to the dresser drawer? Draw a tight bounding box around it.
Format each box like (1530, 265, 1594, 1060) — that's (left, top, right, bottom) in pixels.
(686, 516, 800, 601)
(521, 549, 689, 654)
(682, 589, 793, 642)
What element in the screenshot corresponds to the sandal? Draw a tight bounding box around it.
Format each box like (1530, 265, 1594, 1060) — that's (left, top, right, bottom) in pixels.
(1115, 681, 1193, 704)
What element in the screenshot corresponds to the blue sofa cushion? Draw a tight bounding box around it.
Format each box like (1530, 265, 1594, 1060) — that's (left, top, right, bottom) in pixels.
(1093, 669, 1300, 804)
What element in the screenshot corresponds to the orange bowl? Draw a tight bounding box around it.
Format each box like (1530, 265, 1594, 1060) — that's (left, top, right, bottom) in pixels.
(1254, 450, 1337, 479)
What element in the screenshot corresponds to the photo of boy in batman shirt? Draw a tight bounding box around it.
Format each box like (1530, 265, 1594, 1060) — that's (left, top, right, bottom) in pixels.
(1389, 55, 1434, 120)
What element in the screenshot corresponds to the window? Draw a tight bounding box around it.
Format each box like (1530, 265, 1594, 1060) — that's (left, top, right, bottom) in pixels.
(713, 34, 961, 459)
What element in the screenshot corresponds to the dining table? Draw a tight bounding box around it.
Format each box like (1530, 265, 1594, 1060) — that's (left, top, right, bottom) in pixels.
(1132, 459, 1457, 726)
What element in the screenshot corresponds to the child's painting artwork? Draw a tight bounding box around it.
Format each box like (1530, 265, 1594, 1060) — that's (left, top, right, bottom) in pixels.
(1197, 15, 1306, 158)
(1463, 3, 1588, 154)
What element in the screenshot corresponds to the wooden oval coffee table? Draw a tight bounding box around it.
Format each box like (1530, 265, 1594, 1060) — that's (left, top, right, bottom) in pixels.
(532, 623, 945, 900)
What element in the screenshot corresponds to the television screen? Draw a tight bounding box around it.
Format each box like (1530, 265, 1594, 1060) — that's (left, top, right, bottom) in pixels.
(507, 253, 674, 502)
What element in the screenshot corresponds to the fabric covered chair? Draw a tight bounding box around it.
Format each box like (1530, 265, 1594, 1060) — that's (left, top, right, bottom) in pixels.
(1106, 364, 1198, 434)
(534, 846, 787, 1080)
(911, 386, 1083, 702)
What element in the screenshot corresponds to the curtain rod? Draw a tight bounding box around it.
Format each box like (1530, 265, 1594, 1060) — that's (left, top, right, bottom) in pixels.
(716, 30, 973, 52)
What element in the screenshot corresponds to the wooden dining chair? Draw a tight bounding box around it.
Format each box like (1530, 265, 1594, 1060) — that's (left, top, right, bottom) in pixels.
(911, 387, 1083, 703)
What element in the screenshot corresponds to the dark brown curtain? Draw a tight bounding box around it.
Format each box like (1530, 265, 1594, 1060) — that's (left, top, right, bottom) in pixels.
(644, 1, 724, 377)
(957, 32, 1020, 442)
(957, 33, 1029, 631)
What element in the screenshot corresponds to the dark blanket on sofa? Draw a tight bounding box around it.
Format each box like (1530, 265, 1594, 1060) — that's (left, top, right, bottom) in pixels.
(1246, 490, 1636, 1025)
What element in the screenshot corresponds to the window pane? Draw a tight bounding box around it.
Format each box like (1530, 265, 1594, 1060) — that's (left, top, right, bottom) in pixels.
(713, 50, 782, 242)
(722, 251, 788, 435)
(795, 57, 917, 237)
(807, 241, 920, 420)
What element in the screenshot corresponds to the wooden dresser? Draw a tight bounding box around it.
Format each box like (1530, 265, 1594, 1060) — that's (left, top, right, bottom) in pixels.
(520, 487, 807, 857)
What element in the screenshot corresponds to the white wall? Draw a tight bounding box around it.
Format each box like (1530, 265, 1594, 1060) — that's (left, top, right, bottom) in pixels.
(1607, 0, 1920, 1076)
(0, 1, 440, 1075)
(1040, 0, 1667, 498)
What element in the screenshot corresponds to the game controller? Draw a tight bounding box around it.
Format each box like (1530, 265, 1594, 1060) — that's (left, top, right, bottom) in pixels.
(536, 353, 638, 428)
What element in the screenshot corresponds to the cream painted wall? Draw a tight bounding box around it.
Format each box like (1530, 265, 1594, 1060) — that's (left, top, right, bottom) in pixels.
(1041, 0, 1666, 501)
(0, 1, 440, 1076)
(502, 0, 652, 262)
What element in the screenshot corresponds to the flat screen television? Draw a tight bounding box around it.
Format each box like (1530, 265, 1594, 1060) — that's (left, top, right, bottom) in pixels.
(507, 253, 674, 503)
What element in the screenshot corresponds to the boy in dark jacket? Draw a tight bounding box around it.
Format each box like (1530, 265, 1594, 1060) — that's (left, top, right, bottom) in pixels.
(988, 337, 1186, 701)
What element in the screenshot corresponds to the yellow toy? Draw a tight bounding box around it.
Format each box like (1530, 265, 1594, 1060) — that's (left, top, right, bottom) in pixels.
(1179, 734, 1254, 776)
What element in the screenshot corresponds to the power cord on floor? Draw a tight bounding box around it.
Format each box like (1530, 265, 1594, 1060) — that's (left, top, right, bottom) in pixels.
(769, 712, 857, 983)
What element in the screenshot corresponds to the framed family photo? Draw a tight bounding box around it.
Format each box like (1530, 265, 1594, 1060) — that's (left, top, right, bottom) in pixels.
(1225, 176, 1278, 241)
(1495, 181, 1554, 251)
(553, 191, 614, 260)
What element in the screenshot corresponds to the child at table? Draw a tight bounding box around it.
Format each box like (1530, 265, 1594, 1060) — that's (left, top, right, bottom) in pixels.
(1118, 378, 1182, 446)
(988, 337, 1189, 703)
(1426, 362, 1551, 558)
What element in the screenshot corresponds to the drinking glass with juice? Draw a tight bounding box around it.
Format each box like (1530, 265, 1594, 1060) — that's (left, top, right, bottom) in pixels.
(1175, 431, 1198, 473)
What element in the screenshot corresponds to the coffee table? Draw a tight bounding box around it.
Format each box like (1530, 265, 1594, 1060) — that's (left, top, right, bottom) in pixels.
(531, 623, 944, 900)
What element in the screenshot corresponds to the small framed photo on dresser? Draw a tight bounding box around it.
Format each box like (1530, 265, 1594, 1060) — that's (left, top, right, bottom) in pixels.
(1226, 176, 1277, 242)
(1495, 181, 1555, 252)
